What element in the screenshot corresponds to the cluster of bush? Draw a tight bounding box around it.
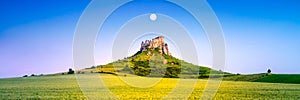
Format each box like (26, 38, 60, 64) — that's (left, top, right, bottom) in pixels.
(122, 60, 180, 78)
(23, 74, 43, 77)
(23, 68, 82, 77)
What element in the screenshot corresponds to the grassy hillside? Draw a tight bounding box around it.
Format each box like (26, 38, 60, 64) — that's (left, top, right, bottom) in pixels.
(222, 73, 268, 82)
(254, 74, 300, 84)
(0, 74, 300, 99)
(223, 74, 300, 84)
(92, 49, 224, 78)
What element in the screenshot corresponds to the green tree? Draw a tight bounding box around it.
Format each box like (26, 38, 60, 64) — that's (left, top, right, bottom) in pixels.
(164, 66, 180, 78)
(68, 68, 75, 74)
(267, 69, 271, 74)
(132, 61, 151, 76)
(199, 69, 207, 78)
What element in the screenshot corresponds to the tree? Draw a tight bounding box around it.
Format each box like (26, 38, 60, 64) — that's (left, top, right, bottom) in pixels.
(91, 66, 96, 69)
(267, 69, 271, 74)
(68, 68, 75, 74)
(132, 61, 150, 76)
(164, 66, 180, 78)
(199, 69, 207, 78)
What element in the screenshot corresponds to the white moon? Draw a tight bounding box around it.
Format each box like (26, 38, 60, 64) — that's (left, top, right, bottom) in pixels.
(150, 14, 157, 21)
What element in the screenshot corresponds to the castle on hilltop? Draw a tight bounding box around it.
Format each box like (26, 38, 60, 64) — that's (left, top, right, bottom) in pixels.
(140, 36, 171, 55)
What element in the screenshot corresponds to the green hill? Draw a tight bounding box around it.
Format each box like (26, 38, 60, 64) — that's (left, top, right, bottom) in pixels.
(92, 48, 224, 78)
(222, 73, 269, 82)
(81, 36, 228, 78)
(222, 74, 300, 84)
(254, 74, 300, 84)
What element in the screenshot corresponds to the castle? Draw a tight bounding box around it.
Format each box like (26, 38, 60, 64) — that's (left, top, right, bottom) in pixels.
(140, 36, 171, 55)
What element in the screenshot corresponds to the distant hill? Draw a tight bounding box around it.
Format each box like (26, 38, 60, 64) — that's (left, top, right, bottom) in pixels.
(254, 74, 300, 84)
(223, 73, 300, 84)
(222, 73, 269, 82)
(75, 36, 300, 84)
(90, 36, 225, 78)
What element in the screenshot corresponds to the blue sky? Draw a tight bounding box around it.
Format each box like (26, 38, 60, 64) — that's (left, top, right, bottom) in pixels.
(0, 0, 299, 78)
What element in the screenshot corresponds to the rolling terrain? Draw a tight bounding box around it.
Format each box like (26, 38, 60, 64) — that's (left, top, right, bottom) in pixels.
(0, 74, 299, 99)
(1, 36, 299, 99)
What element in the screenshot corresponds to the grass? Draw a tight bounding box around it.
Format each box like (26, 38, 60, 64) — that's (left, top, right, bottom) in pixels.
(222, 73, 268, 82)
(0, 74, 300, 99)
(222, 73, 300, 84)
(0, 75, 85, 99)
(254, 74, 300, 84)
(93, 49, 222, 78)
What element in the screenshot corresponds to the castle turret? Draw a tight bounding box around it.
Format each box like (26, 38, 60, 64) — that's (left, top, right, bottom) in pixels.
(139, 36, 171, 55)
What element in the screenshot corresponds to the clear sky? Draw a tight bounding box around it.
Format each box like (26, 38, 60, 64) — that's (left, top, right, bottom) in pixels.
(0, 0, 299, 78)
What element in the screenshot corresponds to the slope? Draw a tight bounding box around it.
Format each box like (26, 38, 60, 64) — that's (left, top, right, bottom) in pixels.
(94, 48, 223, 78)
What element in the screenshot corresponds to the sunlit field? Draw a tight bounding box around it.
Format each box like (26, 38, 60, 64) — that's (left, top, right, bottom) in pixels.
(0, 74, 299, 99)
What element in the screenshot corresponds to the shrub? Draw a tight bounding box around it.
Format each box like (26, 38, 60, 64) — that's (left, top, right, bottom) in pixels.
(68, 68, 75, 74)
(267, 69, 271, 73)
(164, 67, 180, 78)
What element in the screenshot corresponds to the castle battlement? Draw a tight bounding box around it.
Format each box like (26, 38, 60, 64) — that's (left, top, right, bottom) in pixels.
(140, 36, 171, 55)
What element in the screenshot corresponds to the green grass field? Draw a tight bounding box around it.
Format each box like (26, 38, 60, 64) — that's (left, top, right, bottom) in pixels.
(0, 74, 300, 99)
(254, 74, 300, 84)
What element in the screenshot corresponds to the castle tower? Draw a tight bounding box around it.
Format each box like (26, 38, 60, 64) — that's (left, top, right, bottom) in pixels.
(139, 36, 171, 56)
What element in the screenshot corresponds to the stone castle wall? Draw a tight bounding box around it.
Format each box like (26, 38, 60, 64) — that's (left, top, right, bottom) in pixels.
(140, 36, 171, 55)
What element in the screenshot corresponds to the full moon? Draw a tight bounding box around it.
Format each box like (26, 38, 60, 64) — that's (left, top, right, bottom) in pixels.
(150, 14, 157, 21)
